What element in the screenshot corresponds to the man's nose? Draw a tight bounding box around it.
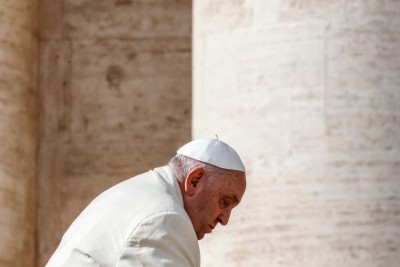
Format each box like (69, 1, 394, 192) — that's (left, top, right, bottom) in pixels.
(218, 209, 232, 225)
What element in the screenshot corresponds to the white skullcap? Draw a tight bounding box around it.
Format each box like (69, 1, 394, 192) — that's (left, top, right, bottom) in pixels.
(177, 138, 246, 172)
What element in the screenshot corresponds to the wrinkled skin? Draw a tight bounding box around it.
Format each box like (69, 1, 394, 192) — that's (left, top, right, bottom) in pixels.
(181, 167, 246, 240)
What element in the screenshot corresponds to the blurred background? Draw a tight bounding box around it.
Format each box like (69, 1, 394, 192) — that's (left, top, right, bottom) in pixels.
(0, 0, 399, 266)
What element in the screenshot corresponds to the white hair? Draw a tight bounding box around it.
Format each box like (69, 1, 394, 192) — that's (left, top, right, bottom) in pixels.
(168, 154, 225, 181)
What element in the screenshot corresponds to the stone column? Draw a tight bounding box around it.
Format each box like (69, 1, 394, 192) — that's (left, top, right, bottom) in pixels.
(37, 0, 192, 265)
(194, 1, 400, 267)
(0, 0, 38, 267)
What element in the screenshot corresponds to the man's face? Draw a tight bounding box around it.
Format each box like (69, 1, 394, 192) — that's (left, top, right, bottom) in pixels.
(183, 168, 246, 240)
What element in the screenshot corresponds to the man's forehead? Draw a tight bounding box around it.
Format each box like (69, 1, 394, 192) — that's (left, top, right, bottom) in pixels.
(219, 173, 246, 198)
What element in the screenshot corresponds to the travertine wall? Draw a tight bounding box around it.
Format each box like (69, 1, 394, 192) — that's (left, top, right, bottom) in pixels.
(194, 1, 400, 267)
(0, 0, 38, 266)
(37, 0, 192, 265)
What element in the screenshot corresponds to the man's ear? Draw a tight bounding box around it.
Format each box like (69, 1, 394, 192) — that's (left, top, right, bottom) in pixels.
(184, 168, 205, 196)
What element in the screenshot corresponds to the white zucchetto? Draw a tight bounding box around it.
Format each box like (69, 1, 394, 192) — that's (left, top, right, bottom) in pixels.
(177, 138, 246, 172)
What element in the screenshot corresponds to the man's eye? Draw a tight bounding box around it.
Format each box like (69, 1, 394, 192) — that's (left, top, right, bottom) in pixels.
(220, 198, 231, 208)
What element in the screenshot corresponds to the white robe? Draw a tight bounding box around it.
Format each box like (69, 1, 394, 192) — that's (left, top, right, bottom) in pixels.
(46, 166, 200, 267)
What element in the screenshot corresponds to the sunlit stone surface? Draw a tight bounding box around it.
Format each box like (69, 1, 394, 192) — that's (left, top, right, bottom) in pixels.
(193, 1, 400, 266)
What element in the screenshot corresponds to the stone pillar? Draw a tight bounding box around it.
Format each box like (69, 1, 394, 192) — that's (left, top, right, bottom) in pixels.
(37, 0, 192, 265)
(0, 0, 38, 267)
(194, 1, 400, 267)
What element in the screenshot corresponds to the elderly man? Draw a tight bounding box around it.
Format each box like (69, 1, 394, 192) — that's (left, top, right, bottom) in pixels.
(46, 138, 246, 267)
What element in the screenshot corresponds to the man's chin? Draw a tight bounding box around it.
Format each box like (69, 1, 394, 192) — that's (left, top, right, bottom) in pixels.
(196, 231, 205, 240)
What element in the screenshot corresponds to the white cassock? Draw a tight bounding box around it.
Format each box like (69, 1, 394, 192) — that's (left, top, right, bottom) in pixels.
(46, 166, 200, 267)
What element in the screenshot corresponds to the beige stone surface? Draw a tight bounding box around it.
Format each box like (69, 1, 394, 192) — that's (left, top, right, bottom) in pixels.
(0, 0, 38, 266)
(37, 0, 192, 265)
(194, 0, 400, 266)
